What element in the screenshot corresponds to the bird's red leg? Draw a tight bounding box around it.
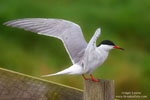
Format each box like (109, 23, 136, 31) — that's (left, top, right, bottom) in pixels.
(82, 74, 90, 80)
(90, 74, 99, 82)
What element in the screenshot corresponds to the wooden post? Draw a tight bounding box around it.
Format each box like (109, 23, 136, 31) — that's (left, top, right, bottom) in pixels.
(84, 79, 114, 100)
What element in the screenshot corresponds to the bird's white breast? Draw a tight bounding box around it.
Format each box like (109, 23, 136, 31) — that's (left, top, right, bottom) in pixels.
(82, 48, 109, 74)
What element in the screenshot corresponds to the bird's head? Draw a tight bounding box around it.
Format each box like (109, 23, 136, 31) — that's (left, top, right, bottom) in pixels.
(97, 40, 124, 51)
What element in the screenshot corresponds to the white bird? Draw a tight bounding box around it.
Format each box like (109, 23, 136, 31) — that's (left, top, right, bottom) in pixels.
(4, 18, 124, 82)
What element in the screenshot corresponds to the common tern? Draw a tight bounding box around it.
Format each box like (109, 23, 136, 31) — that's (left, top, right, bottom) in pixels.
(4, 18, 124, 82)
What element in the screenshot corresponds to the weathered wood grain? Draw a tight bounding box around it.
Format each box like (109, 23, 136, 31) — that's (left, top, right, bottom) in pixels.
(0, 68, 83, 100)
(84, 79, 114, 100)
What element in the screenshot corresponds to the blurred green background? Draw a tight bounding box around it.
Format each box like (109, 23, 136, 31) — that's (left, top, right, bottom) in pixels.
(0, 0, 150, 99)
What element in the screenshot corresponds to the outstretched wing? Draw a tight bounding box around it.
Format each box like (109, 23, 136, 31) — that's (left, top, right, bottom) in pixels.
(4, 18, 87, 64)
(83, 28, 101, 69)
(85, 28, 101, 51)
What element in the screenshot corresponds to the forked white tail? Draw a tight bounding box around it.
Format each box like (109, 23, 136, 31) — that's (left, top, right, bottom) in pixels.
(41, 64, 83, 77)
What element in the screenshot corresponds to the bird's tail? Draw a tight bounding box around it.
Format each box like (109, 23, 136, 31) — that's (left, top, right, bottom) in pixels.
(41, 64, 82, 77)
(41, 72, 63, 77)
(41, 68, 70, 77)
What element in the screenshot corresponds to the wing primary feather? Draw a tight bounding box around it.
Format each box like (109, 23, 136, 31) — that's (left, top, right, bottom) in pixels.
(4, 18, 87, 63)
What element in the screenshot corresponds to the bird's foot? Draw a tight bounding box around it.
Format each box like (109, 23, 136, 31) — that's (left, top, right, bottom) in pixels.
(90, 74, 99, 82)
(82, 74, 90, 80)
(85, 78, 90, 80)
(91, 78, 99, 82)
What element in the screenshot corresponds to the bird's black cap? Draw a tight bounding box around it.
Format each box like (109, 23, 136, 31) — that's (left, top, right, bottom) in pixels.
(97, 40, 115, 47)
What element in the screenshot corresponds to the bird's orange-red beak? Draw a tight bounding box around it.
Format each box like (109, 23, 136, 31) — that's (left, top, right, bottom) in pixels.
(113, 46, 124, 50)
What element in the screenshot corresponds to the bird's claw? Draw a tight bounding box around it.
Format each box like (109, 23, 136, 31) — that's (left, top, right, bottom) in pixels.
(85, 78, 90, 80)
(82, 74, 90, 80)
(90, 74, 100, 82)
(82, 74, 100, 82)
(92, 79, 99, 82)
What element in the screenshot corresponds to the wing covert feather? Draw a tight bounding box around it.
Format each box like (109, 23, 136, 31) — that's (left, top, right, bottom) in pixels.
(4, 18, 87, 63)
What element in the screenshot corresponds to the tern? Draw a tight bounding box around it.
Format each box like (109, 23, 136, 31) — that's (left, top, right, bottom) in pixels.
(4, 18, 124, 82)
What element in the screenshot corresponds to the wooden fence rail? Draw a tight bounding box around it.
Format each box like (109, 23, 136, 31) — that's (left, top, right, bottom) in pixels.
(0, 68, 114, 100)
(0, 68, 83, 100)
